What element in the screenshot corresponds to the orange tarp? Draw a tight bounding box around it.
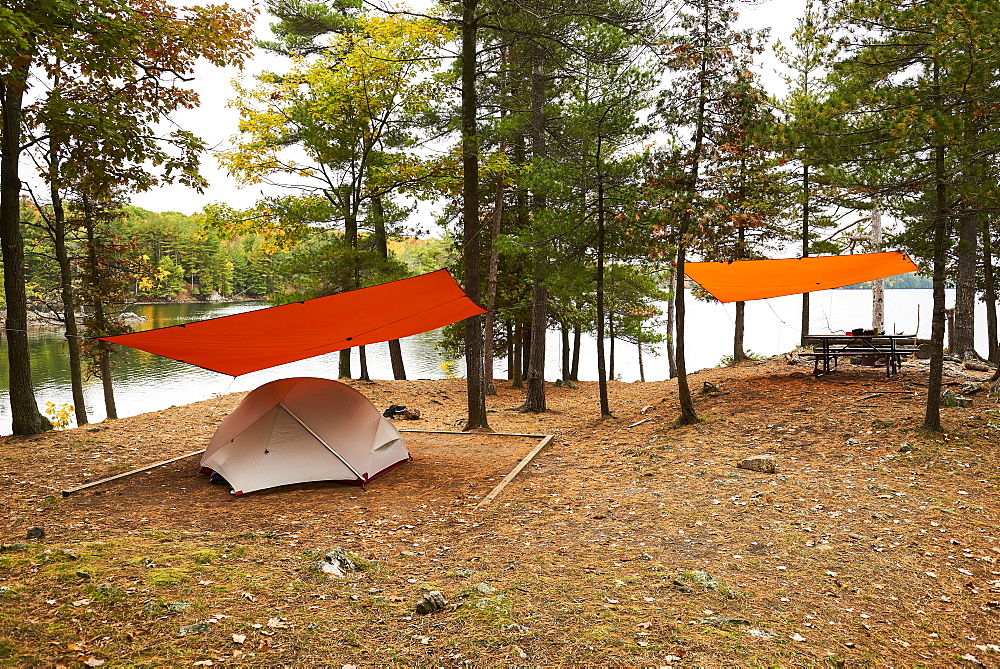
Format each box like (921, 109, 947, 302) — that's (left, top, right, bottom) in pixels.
(102, 270, 487, 376)
(683, 251, 919, 303)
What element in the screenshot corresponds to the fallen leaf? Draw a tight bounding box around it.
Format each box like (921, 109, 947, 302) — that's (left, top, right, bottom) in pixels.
(192, 662, 213, 667)
(72, 599, 91, 607)
(66, 644, 84, 652)
(267, 617, 287, 628)
(790, 633, 806, 642)
(637, 621, 652, 629)
(83, 659, 104, 668)
(232, 634, 246, 644)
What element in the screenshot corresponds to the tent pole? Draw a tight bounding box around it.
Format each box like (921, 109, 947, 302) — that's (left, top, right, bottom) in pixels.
(279, 403, 364, 480)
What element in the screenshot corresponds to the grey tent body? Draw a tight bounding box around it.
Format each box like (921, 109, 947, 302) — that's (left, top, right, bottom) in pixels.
(200, 377, 408, 494)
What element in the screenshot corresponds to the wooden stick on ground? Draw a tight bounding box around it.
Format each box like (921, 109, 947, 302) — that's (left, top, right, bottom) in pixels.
(61, 449, 205, 497)
(474, 434, 554, 511)
(399, 429, 547, 438)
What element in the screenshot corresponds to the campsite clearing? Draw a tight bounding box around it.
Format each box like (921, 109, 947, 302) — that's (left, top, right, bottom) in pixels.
(1, 356, 999, 666)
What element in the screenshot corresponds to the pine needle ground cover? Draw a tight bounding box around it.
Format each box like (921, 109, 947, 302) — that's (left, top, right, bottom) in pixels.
(1, 359, 999, 666)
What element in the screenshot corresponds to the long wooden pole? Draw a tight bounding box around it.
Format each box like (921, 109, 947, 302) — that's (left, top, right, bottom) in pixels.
(474, 434, 554, 511)
(61, 449, 205, 496)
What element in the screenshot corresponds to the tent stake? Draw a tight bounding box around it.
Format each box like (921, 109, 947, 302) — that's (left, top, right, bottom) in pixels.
(474, 435, 554, 511)
(61, 449, 205, 497)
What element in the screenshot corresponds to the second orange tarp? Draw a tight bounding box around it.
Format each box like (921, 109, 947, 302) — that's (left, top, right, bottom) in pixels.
(683, 251, 919, 303)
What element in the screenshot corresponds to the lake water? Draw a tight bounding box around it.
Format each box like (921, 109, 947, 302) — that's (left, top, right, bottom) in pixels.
(0, 288, 989, 432)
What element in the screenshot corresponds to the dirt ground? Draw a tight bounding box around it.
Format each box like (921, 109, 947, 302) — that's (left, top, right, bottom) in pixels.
(1, 355, 999, 667)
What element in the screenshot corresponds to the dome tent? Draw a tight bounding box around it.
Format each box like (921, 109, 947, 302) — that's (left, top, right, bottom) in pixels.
(201, 377, 408, 494)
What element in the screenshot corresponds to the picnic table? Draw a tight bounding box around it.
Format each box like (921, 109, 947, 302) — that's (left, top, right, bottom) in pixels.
(801, 333, 919, 378)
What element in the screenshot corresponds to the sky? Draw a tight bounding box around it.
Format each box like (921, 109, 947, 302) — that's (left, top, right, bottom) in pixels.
(128, 0, 804, 216)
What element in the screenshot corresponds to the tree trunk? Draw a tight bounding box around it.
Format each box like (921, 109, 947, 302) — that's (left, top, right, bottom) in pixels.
(666, 268, 676, 378)
(1, 65, 51, 435)
(945, 307, 955, 354)
(953, 208, 979, 358)
(483, 50, 507, 397)
(570, 324, 581, 382)
(733, 301, 746, 363)
(338, 349, 351, 378)
(800, 163, 810, 345)
(595, 169, 610, 416)
(675, 244, 698, 424)
(50, 165, 88, 426)
(923, 139, 947, 432)
(84, 198, 117, 420)
(523, 266, 547, 412)
(460, 0, 490, 430)
(506, 321, 514, 380)
(483, 158, 504, 396)
(511, 322, 524, 388)
(522, 327, 531, 379)
(560, 323, 570, 382)
(982, 217, 998, 363)
(638, 341, 645, 382)
(388, 340, 406, 380)
(871, 206, 884, 333)
(522, 42, 548, 413)
(372, 193, 406, 380)
(673, 1, 707, 427)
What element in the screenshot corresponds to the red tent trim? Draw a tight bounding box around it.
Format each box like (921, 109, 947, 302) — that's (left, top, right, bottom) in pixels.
(102, 269, 487, 376)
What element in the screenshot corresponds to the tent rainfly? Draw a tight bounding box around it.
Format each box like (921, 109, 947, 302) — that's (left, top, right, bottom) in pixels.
(683, 251, 919, 303)
(201, 377, 408, 494)
(101, 269, 487, 376)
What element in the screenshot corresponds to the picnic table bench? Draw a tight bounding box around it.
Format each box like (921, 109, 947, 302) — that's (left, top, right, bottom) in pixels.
(801, 333, 918, 378)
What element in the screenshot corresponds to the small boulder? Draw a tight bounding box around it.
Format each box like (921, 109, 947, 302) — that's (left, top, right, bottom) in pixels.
(311, 547, 358, 577)
(940, 389, 972, 408)
(700, 616, 751, 627)
(961, 382, 984, 396)
(672, 570, 735, 598)
(401, 408, 422, 420)
(26, 526, 45, 541)
(415, 590, 447, 615)
(736, 455, 776, 474)
(177, 622, 211, 636)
